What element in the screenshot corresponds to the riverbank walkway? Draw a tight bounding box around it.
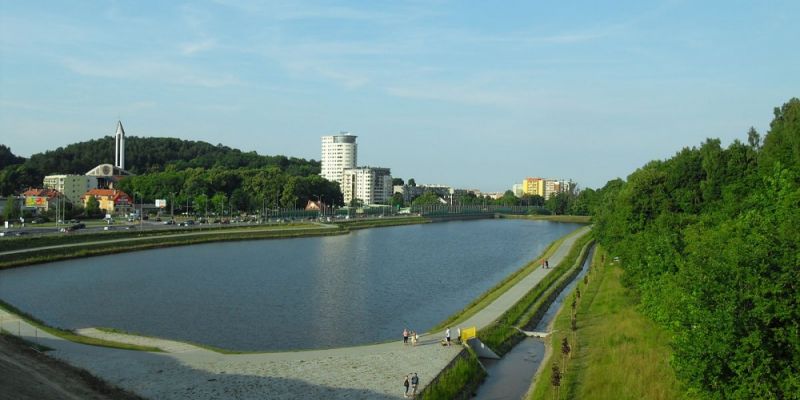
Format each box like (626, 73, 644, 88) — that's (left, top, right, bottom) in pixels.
(0, 226, 590, 399)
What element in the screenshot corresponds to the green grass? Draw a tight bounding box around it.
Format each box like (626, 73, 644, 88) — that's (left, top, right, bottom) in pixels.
(499, 214, 592, 224)
(0, 225, 344, 269)
(0, 223, 320, 253)
(419, 347, 487, 400)
(430, 228, 582, 333)
(477, 234, 594, 355)
(335, 216, 430, 230)
(528, 247, 683, 400)
(0, 300, 163, 352)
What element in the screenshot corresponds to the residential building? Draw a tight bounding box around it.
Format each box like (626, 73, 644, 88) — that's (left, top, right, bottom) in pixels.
(43, 175, 98, 204)
(21, 188, 60, 213)
(80, 189, 132, 214)
(341, 167, 392, 205)
(512, 183, 523, 197)
(320, 133, 357, 185)
(522, 177, 545, 197)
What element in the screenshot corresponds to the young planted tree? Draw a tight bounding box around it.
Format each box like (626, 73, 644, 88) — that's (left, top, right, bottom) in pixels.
(551, 363, 562, 400)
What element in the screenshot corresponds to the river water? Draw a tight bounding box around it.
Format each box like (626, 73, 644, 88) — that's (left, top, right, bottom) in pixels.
(0, 219, 581, 351)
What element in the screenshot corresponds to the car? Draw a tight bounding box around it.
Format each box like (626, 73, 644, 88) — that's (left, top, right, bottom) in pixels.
(163, 220, 175, 225)
(155, 217, 162, 222)
(185, 220, 195, 225)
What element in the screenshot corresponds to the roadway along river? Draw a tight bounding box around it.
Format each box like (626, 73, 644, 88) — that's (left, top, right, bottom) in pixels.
(0, 219, 581, 351)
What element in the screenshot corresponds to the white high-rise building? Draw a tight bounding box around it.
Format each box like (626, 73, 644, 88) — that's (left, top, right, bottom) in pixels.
(341, 167, 393, 205)
(114, 120, 126, 170)
(321, 132, 357, 184)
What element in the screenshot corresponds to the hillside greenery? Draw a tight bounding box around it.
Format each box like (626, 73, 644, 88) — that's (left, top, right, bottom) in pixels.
(591, 98, 800, 398)
(0, 136, 320, 196)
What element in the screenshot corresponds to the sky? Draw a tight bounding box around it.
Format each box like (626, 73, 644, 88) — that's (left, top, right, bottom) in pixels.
(1, 1, 798, 191)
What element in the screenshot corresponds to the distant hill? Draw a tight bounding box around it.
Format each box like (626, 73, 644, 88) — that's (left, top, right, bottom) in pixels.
(0, 137, 320, 195)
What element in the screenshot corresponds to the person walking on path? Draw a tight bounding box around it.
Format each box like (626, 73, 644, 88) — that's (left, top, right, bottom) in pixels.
(403, 374, 410, 397)
(445, 327, 451, 346)
(456, 327, 461, 344)
(403, 328, 409, 345)
(414, 331, 419, 346)
(410, 373, 419, 397)
(541, 259, 546, 269)
(545, 259, 549, 268)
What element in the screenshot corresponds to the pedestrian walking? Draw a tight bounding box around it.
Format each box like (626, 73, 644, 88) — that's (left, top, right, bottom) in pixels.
(414, 331, 419, 346)
(411, 373, 419, 397)
(411, 330, 417, 346)
(456, 327, 461, 344)
(545, 259, 549, 268)
(403, 328, 410, 345)
(403, 374, 410, 397)
(445, 327, 451, 346)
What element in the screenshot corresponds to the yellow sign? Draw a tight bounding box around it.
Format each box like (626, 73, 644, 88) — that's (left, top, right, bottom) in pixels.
(461, 326, 477, 342)
(25, 196, 47, 207)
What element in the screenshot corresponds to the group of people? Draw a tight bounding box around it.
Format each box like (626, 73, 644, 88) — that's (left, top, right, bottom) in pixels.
(402, 328, 419, 346)
(403, 373, 419, 397)
(541, 258, 550, 269)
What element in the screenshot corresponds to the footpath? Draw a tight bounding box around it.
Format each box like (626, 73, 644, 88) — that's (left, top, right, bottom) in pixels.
(0, 226, 589, 399)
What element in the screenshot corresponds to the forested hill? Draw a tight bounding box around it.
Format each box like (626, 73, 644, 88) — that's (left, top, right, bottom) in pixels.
(0, 137, 319, 195)
(591, 98, 799, 398)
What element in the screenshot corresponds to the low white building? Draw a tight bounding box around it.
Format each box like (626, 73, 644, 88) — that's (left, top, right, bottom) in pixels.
(341, 167, 392, 205)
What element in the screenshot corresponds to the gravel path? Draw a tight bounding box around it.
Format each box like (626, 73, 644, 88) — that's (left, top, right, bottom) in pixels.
(1, 226, 589, 399)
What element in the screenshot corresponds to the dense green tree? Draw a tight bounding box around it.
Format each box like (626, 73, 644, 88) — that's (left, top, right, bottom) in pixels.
(408, 178, 416, 187)
(390, 192, 404, 208)
(592, 98, 800, 399)
(411, 191, 441, 206)
(392, 178, 404, 186)
(85, 196, 102, 217)
(0, 145, 25, 169)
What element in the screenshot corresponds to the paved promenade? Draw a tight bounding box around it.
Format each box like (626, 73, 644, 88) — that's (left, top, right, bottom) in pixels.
(0, 226, 589, 399)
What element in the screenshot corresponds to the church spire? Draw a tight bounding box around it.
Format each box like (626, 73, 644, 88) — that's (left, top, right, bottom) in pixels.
(114, 120, 125, 170)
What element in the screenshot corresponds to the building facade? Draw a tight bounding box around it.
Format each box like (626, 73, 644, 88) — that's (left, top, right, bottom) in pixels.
(80, 189, 132, 214)
(519, 177, 572, 200)
(320, 133, 357, 185)
(43, 175, 98, 205)
(341, 167, 392, 205)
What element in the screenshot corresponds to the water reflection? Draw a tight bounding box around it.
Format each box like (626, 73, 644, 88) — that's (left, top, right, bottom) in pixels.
(0, 220, 581, 351)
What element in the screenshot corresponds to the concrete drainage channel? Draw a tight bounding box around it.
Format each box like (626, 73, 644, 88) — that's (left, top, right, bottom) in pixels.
(473, 246, 595, 400)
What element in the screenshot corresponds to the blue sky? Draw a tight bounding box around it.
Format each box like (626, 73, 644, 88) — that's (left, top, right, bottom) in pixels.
(1, 1, 798, 191)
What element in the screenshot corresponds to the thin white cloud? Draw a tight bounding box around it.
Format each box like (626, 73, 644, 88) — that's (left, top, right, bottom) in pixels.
(180, 39, 217, 55)
(62, 58, 240, 88)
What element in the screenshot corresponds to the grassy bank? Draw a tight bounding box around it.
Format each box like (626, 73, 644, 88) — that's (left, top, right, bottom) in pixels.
(528, 247, 682, 400)
(335, 216, 429, 230)
(0, 226, 344, 269)
(0, 300, 162, 352)
(429, 227, 585, 333)
(477, 234, 594, 356)
(0, 223, 320, 253)
(499, 214, 592, 224)
(419, 347, 487, 400)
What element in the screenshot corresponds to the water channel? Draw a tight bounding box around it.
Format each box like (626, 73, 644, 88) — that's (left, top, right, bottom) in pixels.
(475, 246, 595, 400)
(0, 219, 581, 351)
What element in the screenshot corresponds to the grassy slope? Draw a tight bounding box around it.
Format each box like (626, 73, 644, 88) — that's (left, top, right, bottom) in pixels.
(528, 247, 682, 400)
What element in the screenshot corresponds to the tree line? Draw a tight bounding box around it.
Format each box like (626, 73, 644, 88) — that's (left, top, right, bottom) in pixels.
(591, 98, 799, 398)
(0, 136, 320, 196)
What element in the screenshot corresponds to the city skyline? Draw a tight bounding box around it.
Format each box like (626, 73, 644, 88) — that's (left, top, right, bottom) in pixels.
(1, 1, 798, 191)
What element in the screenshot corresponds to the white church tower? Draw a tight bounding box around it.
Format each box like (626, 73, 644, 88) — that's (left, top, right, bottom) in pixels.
(114, 120, 125, 170)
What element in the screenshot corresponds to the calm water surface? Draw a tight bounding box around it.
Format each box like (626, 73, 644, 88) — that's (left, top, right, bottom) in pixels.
(0, 219, 581, 351)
